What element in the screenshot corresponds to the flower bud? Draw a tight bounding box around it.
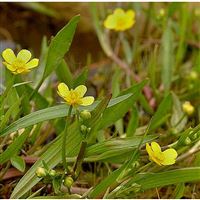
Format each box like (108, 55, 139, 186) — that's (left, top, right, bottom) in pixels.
(189, 71, 198, 80)
(80, 125, 88, 133)
(159, 8, 165, 17)
(49, 169, 56, 177)
(184, 137, 192, 145)
(189, 133, 198, 140)
(182, 101, 195, 116)
(63, 176, 74, 188)
(87, 127, 91, 133)
(80, 110, 91, 120)
(35, 167, 47, 178)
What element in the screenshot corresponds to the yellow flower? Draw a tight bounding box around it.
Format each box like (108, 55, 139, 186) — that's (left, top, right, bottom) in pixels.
(57, 83, 94, 107)
(182, 101, 194, 116)
(2, 48, 39, 74)
(146, 142, 178, 166)
(104, 8, 135, 31)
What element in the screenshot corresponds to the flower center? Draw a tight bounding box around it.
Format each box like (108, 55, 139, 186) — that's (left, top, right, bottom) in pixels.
(67, 90, 82, 106)
(13, 59, 26, 71)
(116, 18, 126, 28)
(155, 152, 164, 162)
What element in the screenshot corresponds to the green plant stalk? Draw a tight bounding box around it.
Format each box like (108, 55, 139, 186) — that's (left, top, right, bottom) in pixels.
(73, 140, 87, 179)
(62, 106, 73, 173)
(29, 78, 44, 101)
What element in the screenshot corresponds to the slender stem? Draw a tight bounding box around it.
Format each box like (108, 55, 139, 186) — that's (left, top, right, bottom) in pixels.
(62, 106, 73, 173)
(73, 141, 87, 179)
(29, 78, 44, 101)
(0, 161, 11, 180)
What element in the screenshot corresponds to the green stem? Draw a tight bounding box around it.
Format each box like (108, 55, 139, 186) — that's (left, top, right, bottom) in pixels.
(62, 106, 73, 173)
(29, 78, 44, 101)
(73, 140, 87, 179)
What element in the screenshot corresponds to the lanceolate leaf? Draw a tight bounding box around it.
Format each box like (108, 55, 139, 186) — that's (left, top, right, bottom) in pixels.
(0, 127, 32, 164)
(149, 93, 173, 131)
(42, 15, 80, 80)
(132, 167, 200, 190)
(0, 94, 132, 137)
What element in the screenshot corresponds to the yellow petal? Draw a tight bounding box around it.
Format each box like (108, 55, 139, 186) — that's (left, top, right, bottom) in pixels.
(2, 48, 16, 64)
(26, 58, 39, 69)
(104, 15, 116, 29)
(114, 8, 125, 16)
(80, 96, 94, 106)
(126, 10, 135, 18)
(161, 149, 178, 165)
(3, 62, 16, 72)
(146, 143, 154, 157)
(17, 49, 32, 63)
(57, 83, 69, 98)
(74, 85, 87, 97)
(146, 143, 162, 166)
(151, 142, 161, 153)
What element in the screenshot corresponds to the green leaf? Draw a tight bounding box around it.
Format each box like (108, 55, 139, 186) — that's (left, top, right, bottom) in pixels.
(0, 127, 32, 164)
(56, 59, 73, 88)
(170, 92, 187, 132)
(161, 21, 174, 93)
(0, 94, 131, 137)
(112, 68, 123, 135)
(85, 135, 156, 162)
(133, 167, 200, 190)
(149, 93, 172, 131)
(11, 155, 26, 172)
(126, 106, 138, 137)
(89, 163, 127, 198)
(98, 81, 147, 130)
(0, 97, 21, 130)
(42, 15, 80, 80)
(73, 67, 89, 88)
(172, 183, 185, 199)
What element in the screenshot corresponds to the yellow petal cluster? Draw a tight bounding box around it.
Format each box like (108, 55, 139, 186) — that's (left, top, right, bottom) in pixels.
(104, 8, 135, 31)
(182, 101, 195, 116)
(146, 142, 178, 166)
(2, 48, 39, 74)
(57, 83, 94, 107)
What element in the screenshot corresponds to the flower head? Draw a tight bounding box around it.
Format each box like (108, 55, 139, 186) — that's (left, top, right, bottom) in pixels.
(2, 48, 39, 74)
(57, 83, 94, 107)
(146, 142, 178, 166)
(104, 8, 135, 31)
(182, 101, 194, 116)
(35, 167, 47, 178)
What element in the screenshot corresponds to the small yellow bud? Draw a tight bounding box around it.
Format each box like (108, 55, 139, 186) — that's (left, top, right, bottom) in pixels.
(80, 110, 91, 120)
(49, 169, 56, 177)
(189, 71, 198, 80)
(195, 8, 200, 17)
(80, 125, 88, 133)
(63, 176, 74, 188)
(182, 101, 195, 116)
(35, 167, 47, 178)
(159, 8, 165, 17)
(184, 137, 192, 145)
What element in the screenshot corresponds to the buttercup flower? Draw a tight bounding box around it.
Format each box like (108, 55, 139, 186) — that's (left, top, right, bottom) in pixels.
(104, 8, 135, 31)
(2, 48, 39, 74)
(182, 101, 194, 116)
(57, 83, 94, 107)
(146, 142, 178, 166)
